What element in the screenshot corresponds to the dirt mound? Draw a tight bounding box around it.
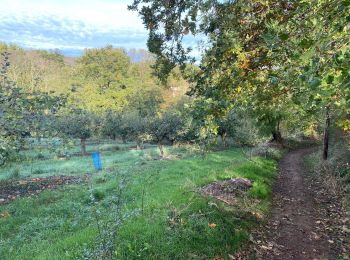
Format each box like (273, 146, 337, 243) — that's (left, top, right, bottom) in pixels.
(0, 175, 88, 205)
(201, 178, 253, 205)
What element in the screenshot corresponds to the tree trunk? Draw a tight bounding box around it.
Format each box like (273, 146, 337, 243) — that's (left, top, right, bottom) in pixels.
(81, 138, 87, 156)
(271, 121, 283, 143)
(323, 107, 331, 160)
(221, 133, 227, 147)
(158, 142, 164, 158)
(271, 130, 283, 143)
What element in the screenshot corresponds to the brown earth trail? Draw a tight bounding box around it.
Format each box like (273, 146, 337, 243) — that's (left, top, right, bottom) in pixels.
(252, 148, 347, 260)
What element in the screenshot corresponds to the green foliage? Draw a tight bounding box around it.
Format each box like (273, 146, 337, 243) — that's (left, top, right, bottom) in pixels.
(76, 46, 131, 92)
(56, 109, 92, 141)
(126, 87, 163, 117)
(0, 43, 189, 115)
(92, 189, 106, 201)
(101, 110, 122, 140)
(0, 52, 66, 165)
(32, 169, 45, 175)
(146, 111, 186, 156)
(232, 115, 263, 147)
(131, 0, 350, 145)
(55, 109, 93, 155)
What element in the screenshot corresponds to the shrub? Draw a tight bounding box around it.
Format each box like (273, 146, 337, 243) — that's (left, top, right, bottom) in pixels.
(232, 117, 263, 147)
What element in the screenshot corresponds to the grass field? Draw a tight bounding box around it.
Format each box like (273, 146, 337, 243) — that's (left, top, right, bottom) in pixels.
(0, 142, 277, 259)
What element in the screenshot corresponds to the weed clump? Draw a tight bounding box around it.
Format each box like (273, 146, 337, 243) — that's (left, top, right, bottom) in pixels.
(36, 153, 46, 160)
(92, 189, 105, 201)
(32, 169, 44, 175)
(251, 144, 283, 160)
(9, 167, 21, 179)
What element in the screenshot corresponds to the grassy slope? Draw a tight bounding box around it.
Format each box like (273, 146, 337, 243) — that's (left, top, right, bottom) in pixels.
(0, 148, 277, 259)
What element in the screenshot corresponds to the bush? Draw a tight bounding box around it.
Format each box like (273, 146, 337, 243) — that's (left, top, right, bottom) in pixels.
(232, 117, 263, 147)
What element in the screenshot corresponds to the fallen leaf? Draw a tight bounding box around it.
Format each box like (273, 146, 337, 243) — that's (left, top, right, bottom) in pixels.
(208, 223, 217, 229)
(0, 211, 10, 219)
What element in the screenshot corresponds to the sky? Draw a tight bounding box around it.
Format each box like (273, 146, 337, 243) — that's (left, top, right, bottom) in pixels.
(0, 0, 149, 56)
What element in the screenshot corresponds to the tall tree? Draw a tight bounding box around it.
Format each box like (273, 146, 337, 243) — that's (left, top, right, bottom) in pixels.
(130, 0, 350, 155)
(76, 46, 131, 92)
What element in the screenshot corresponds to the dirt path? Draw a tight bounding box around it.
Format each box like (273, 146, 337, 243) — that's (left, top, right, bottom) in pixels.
(251, 148, 348, 259)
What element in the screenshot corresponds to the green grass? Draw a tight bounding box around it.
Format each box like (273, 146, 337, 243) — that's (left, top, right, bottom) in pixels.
(0, 144, 159, 180)
(0, 144, 277, 259)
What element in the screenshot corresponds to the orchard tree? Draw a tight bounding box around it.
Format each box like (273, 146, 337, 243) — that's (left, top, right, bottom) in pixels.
(0, 51, 66, 164)
(127, 112, 150, 149)
(147, 111, 184, 157)
(102, 111, 149, 146)
(56, 109, 92, 156)
(102, 110, 122, 140)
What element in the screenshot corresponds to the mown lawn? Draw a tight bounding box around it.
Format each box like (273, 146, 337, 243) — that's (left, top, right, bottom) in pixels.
(0, 147, 277, 259)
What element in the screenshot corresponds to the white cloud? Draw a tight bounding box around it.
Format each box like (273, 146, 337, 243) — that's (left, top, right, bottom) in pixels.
(0, 0, 148, 55)
(0, 0, 144, 31)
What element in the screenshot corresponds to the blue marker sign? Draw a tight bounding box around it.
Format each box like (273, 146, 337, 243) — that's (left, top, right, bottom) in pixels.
(92, 152, 102, 171)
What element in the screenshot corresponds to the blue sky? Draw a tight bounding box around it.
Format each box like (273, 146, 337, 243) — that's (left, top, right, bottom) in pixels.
(0, 0, 149, 56)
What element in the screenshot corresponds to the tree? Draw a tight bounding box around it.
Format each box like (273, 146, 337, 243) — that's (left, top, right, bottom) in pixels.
(147, 111, 184, 157)
(129, 1, 300, 142)
(0, 51, 66, 164)
(76, 46, 131, 92)
(286, 0, 350, 159)
(127, 113, 150, 149)
(56, 109, 93, 156)
(216, 110, 236, 147)
(127, 88, 163, 117)
(130, 0, 350, 157)
(102, 110, 122, 141)
(102, 111, 149, 147)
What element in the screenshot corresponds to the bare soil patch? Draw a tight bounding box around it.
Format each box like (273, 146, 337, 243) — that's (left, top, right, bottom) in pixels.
(0, 175, 88, 205)
(201, 178, 253, 205)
